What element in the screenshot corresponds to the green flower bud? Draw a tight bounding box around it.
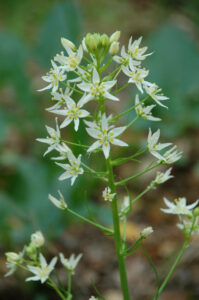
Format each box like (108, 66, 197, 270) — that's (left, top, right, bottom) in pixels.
(100, 34, 110, 47)
(26, 243, 36, 259)
(85, 33, 101, 52)
(109, 41, 120, 56)
(110, 31, 121, 43)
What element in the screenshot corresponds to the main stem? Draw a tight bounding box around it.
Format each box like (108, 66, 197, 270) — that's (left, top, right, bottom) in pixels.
(106, 157, 130, 300)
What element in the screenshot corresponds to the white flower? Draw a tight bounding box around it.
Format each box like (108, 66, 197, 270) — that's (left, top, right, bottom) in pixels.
(161, 145, 182, 164)
(153, 168, 173, 184)
(102, 187, 116, 202)
(59, 253, 82, 273)
(56, 151, 84, 185)
(127, 36, 152, 61)
(77, 68, 119, 101)
(52, 94, 91, 131)
(31, 231, 45, 248)
(5, 249, 25, 277)
(86, 114, 128, 159)
(122, 61, 151, 93)
(46, 87, 73, 112)
(89, 297, 98, 300)
(36, 118, 65, 156)
(48, 190, 67, 210)
(26, 253, 57, 284)
(147, 128, 172, 161)
(144, 83, 169, 108)
(114, 45, 140, 67)
(161, 197, 198, 215)
(54, 45, 83, 71)
(135, 94, 161, 121)
(51, 143, 71, 161)
(61, 37, 76, 51)
(140, 226, 153, 238)
(177, 217, 199, 234)
(38, 60, 66, 93)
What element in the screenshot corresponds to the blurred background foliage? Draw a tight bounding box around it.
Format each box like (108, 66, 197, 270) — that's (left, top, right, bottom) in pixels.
(0, 0, 199, 299)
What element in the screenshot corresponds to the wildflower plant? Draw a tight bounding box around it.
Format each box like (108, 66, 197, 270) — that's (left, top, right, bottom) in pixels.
(5, 31, 199, 300)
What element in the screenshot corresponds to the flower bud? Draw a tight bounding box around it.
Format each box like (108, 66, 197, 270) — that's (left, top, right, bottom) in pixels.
(5, 252, 20, 263)
(109, 41, 120, 56)
(110, 31, 120, 43)
(61, 37, 76, 51)
(85, 33, 100, 52)
(140, 226, 153, 238)
(31, 231, 45, 248)
(100, 34, 110, 47)
(26, 244, 36, 259)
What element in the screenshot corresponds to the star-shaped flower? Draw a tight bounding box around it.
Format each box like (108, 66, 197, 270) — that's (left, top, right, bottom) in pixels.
(144, 83, 169, 108)
(59, 253, 82, 274)
(78, 68, 119, 101)
(122, 60, 151, 93)
(54, 45, 83, 72)
(38, 61, 66, 93)
(161, 197, 198, 215)
(127, 36, 152, 61)
(147, 128, 171, 161)
(135, 94, 161, 121)
(56, 151, 84, 185)
(86, 114, 128, 159)
(52, 94, 91, 131)
(26, 254, 57, 284)
(36, 118, 66, 156)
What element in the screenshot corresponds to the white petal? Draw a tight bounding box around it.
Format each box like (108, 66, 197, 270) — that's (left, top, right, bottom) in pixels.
(102, 142, 110, 159)
(111, 139, 128, 147)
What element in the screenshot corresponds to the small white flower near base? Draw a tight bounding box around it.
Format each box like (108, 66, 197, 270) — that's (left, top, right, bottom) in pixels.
(144, 83, 169, 108)
(161, 197, 198, 216)
(48, 190, 67, 210)
(26, 254, 57, 284)
(56, 151, 84, 185)
(59, 253, 82, 274)
(102, 187, 116, 202)
(153, 168, 173, 185)
(140, 226, 153, 238)
(161, 145, 182, 164)
(89, 297, 98, 300)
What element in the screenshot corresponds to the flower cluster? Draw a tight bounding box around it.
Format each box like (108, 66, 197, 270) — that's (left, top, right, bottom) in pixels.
(36, 31, 181, 188)
(5, 231, 82, 285)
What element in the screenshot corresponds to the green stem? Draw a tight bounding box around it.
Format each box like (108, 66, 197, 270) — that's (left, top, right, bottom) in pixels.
(116, 162, 161, 186)
(67, 271, 72, 300)
(48, 278, 66, 300)
(112, 148, 148, 166)
(106, 157, 130, 300)
(140, 245, 160, 288)
(113, 82, 130, 95)
(126, 115, 139, 129)
(153, 239, 189, 300)
(153, 216, 196, 300)
(110, 95, 149, 122)
(61, 82, 83, 95)
(61, 139, 89, 149)
(131, 183, 155, 205)
(66, 208, 113, 234)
